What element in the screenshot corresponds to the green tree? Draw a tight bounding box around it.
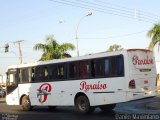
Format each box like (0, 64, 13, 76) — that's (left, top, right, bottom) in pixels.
(33, 35, 75, 61)
(107, 44, 123, 52)
(147, 23, 160, 50)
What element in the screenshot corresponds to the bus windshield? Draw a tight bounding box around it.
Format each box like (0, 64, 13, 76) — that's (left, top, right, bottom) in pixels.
(7, 69, 18, 86)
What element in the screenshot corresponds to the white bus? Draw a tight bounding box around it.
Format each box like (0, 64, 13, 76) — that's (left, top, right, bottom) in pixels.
(6, 49, 157, 114)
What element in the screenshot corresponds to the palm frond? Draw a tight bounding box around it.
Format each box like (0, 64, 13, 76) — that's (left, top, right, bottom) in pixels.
(34, 34, 75, 61)
(33, 44, 47, 52)
(147, 23, 160, 50)
(60, 43, 75, 52)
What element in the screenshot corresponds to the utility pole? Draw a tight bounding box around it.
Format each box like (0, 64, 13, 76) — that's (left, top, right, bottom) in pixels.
(14, 40, 24, 64)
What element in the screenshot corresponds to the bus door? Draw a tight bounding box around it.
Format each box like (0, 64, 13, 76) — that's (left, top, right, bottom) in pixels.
(127, 49, 157, 95)
(6, 68, 19, 105)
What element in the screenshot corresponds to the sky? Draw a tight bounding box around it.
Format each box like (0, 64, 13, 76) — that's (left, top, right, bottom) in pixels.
(0, 0, 160, 75)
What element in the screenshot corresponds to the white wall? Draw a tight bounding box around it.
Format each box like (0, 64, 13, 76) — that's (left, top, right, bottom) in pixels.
(0, 75, 6, 83)
(156, 61, 160, 74)
(0, 74, 3, 83)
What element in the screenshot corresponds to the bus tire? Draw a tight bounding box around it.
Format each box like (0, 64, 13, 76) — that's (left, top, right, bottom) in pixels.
(21, 96, 32, 111)
(99, 104, 116, 112)
(75, 95, 94, 114)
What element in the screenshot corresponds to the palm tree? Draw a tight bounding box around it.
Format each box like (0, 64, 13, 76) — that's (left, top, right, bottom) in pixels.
(33, 35, 75, 61)
(107, 44, 123, 52)
(147, 23, 160, 50)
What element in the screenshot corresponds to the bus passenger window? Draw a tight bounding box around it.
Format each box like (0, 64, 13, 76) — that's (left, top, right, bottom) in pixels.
(69, 62, 79, 79)
(32, 68, 35, 82)
(57, 64, 66, 80)
(90, 60, 95, 77)
(58, 67, 64, 76)
(95, 59, 104, 77)
(105, 59, 109, 76)
(110, 57, 118, 76)
(117, 55, 124, 76)
(79, 61, 90, 79)
(20, 68, 30, 83)
(35, 66, 43, 82)
(48, 65, 57, 80)
(44, 67, 48, 77)
(109, 55, 124, 77)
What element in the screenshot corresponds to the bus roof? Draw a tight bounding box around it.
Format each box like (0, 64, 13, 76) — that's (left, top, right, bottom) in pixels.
(7, 50, 125, 70)
(6, 49, 153, 70)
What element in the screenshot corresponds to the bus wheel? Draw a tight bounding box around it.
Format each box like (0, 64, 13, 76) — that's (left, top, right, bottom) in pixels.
(99, 104, 116, 112)
(21, 96, 32, 111)
(75, 95, 94, 114)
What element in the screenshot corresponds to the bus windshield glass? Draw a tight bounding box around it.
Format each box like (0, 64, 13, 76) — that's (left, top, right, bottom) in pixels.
(7, 69, 18, 86)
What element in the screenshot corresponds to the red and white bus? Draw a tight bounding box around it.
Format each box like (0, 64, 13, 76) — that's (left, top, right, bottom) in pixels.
(6, 49, 157, 114)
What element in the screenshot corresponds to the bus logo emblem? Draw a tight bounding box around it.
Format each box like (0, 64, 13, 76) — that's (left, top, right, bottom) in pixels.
(37, 83, 52, 104)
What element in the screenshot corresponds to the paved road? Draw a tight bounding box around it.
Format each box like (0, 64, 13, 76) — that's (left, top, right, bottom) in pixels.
(114, 96, 160, 114)
(0, 102, 115, 120)
(0, 96, 160, 120)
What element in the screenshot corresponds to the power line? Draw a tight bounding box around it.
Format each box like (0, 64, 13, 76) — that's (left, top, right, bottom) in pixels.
(77, 0, 158, 22)
(79, 30, 147, 39)
(94, 0, 159, 20)
(49, 0, 159, 24)
(85, 0, 159, 21)
(51, 0, 132, 16)
(0, 57, 17, 58)
(49, 0, 138, 20)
